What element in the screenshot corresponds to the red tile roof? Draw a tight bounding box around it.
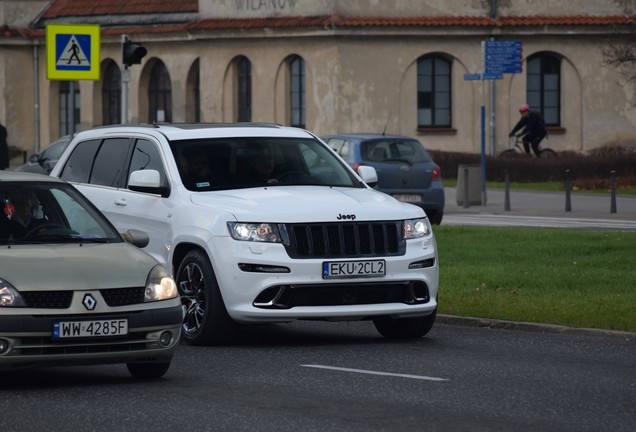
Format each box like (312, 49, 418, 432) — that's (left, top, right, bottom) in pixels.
(496, 15, 636, 26)
(185, 14, 636, 32)
(4, 3, 635, 39)
(40, 0, 198, 18)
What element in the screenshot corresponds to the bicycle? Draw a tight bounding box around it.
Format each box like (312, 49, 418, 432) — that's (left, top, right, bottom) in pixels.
(499, 135, 557, 158)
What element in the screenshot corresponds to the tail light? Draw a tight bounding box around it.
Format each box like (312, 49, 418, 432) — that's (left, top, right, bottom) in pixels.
(353, 163, 361, 173)
(432, 164, 441, 181)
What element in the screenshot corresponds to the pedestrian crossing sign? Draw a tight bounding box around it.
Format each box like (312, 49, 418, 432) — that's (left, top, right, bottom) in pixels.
(46, 24, 100, 81)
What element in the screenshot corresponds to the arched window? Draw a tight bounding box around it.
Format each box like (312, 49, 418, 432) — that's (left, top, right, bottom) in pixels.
(148, 61, 172, 123)
(237, 56, 251, 122)
(102, 61, 121, 125)
(417, 55, 451, 128)
(186, 59, 201, 123)
(290, 56, 305, 128)
(527, 54, 560, 126)
(59, 81, 80, 135)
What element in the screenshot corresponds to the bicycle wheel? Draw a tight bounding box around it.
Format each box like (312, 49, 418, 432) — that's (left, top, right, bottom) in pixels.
(540, 148, 558, 158)
(499, 149, 518, 158)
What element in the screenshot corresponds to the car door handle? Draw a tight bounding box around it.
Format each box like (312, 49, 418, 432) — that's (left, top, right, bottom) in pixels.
(114, 198, 127, 206)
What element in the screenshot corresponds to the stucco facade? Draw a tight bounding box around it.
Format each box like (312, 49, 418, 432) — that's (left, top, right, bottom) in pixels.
(0, 0, 634, 161)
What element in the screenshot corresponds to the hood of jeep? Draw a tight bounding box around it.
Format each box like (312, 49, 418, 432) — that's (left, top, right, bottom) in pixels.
(190, 186, 424, 223)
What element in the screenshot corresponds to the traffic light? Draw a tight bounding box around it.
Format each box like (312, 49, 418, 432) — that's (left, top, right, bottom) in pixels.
(122, 40, 147, 66)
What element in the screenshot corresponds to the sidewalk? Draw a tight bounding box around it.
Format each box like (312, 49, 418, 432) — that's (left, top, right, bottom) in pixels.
(445, 186, 636, 220)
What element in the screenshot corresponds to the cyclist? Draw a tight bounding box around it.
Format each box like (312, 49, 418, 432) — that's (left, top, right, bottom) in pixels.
(509, 104, 547, 157)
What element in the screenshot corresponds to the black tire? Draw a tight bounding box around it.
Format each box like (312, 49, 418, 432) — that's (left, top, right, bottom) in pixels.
(373, 309, 436, 339)
(126, 361, 171, 379)
(499, 149, 518, 158)
(540, 148, 558, 158)
(176, 249, 239, 345)
(426, 210, 443, 225)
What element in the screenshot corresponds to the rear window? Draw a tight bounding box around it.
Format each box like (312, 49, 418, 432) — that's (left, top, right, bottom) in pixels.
(362, 139, 432, 163)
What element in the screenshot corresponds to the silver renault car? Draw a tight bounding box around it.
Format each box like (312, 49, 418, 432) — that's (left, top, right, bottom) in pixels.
(0, 171, 182, 378)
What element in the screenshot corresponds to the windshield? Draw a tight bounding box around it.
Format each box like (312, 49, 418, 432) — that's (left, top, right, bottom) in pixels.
(0, 182, 122, 245)
(170, 137, 363, 191)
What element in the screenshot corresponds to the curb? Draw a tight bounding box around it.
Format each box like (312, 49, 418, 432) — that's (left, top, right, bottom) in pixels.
(437, 314, 636, 341)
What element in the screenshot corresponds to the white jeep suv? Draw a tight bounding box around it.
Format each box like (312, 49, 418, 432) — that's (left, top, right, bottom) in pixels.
(51, 124, 439, 345)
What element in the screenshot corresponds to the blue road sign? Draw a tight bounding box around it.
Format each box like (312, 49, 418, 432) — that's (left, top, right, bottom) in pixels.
(55, 34, 92, 71)
(464, 73, 482, 81)
(482, 72, 503, 80)
(482, 40, 523, 75)
(464, 72, 503, 81)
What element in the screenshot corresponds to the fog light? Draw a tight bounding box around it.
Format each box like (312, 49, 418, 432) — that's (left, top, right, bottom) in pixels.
(0, 338, 10, 355)
(238, 263, 290, 273)
(159, 331, 172, 347)
(409, 258, 435, 269)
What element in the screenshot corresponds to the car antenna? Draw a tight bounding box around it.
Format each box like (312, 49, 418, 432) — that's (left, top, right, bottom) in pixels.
(382, 111, 391, 136)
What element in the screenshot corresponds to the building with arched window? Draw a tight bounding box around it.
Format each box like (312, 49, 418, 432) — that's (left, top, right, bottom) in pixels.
(0, 0, 634, 161)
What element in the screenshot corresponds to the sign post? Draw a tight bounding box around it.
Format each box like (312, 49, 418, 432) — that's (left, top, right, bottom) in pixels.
(45, 24, 100, 151)
(464, 40, 523, 206)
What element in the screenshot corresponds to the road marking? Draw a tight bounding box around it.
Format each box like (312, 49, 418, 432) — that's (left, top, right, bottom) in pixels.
(301, 364, 449, 382)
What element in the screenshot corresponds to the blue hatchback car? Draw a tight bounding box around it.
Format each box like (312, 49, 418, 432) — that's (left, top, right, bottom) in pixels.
(322, 133, 445, 224)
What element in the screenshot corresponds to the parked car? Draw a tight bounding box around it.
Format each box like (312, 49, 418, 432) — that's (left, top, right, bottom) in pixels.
(14, 135, 73, 175)
(321, 133, 445, 224)
(50, 123, 439, 345)
(0, 170, 182, 378)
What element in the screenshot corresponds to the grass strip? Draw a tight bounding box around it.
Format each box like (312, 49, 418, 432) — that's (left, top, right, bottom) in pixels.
(434, 225, 636, 332)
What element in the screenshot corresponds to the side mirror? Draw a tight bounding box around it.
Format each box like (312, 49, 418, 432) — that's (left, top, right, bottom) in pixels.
(356, 165, 378, 188)
(128, 169, 170, 197)
(121, 229, 150, 248)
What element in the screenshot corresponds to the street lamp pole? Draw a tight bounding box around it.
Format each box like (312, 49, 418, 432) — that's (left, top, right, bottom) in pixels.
(120, 34, 129, 124)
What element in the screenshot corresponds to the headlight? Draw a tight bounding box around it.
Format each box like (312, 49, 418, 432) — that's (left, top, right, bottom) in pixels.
(228, 222, 282, 243)
(403, 218, 432, 239)
(144, 265, 178, 302)
(0, 279, 25, 307)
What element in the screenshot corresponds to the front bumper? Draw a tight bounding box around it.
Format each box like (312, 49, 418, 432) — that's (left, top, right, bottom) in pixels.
(210, 235, 439, 323)
(0, 305, 183, 370)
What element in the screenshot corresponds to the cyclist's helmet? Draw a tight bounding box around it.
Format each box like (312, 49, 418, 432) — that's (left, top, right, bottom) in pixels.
(518, 104, 530, 113)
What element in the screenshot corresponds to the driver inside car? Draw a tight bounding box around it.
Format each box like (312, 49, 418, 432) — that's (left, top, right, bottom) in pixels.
(246, 144, 278, 184)
(6, 192, 47, 233)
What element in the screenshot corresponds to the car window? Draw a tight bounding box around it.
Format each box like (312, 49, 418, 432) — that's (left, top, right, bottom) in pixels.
(0, 182, 120, 243)
(170, 137, 360, 190)
(91, 138, 132, 187)
(40, 138, 69, 162)
(299, 141, 348, 184)
(127, 139, 168, 188)
(362, 139, 432, 163)
(59, 139, 101, 183)
(50, 188, 114, 237)
(326, 138, 350, 158)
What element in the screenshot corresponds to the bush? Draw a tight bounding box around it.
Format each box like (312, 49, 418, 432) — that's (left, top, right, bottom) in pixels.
(430, 148, 636, 187)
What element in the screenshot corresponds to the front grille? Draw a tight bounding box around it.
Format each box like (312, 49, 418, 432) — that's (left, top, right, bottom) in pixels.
(254, 281, 430, 309)
(100, 287, 145, 306)
(12, 332, 156, 356)
(284, 221, 405, 258)
(21, 291, 73, 309)
(20, 288, 145, 309)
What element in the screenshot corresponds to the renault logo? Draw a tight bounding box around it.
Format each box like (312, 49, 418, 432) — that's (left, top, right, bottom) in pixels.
(82, 294, 97, 311)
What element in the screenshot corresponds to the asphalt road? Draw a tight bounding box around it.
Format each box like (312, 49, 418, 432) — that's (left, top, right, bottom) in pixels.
(2, 321, 635, 432)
